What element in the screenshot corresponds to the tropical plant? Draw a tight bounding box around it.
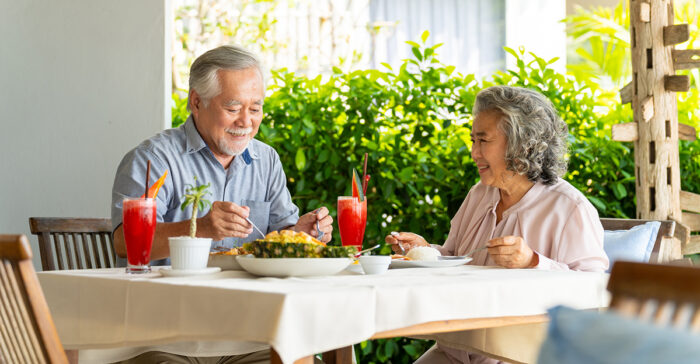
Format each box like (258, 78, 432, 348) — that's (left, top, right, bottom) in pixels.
(180, 176, 212, 238)
(565, 0, 700, 92)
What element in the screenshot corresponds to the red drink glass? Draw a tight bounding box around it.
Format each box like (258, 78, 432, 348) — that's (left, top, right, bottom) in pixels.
(337, 196, 367, 248)
(122, 198, 156, 273)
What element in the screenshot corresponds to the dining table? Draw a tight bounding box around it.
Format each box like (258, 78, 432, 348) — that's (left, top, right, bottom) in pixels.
(37, 263, 610, 364)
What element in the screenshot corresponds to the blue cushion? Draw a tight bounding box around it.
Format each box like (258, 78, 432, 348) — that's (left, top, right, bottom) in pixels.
(603, 221, 660, 272)
(538, 305, 700, 364)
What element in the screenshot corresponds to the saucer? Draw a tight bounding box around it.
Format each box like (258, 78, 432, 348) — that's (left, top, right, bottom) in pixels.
(159, 266, 221, 277)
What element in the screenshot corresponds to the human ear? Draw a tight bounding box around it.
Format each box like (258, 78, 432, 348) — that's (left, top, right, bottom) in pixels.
(189, 90, 201, 115)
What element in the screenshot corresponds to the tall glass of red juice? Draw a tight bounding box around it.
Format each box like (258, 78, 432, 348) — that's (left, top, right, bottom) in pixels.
(337, 196, 367, 248)
(122, 198, 156, 273)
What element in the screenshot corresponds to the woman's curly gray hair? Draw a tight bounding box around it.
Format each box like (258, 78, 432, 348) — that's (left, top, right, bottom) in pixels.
(473, 86, 569, 185)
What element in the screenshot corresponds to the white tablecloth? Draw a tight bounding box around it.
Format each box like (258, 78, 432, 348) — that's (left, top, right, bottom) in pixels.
(38, 265, 609, 364)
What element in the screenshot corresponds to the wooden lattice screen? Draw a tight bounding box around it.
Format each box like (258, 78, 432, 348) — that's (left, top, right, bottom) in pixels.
(611, 0, 700, 261)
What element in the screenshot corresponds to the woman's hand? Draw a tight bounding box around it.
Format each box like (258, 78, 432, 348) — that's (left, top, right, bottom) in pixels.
(385, 232, 428, 254)
(487, 235, 539, 268)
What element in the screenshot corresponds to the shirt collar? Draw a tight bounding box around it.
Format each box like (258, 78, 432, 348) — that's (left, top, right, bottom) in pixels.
(184, 114, 260, 165)
(184, 115, 208, 153)
(490, 180, 546, 217)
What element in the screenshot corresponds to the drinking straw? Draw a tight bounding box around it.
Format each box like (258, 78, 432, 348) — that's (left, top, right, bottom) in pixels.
(362, 153, 368, 194)
(144, 160, 151, 199)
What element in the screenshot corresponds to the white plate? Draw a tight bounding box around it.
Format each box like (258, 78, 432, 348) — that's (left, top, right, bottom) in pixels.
(390, 257, 472, 268)
(159, 266, 221, 277)
(208, 254, 244, 270)
(236, 256, 352, 277)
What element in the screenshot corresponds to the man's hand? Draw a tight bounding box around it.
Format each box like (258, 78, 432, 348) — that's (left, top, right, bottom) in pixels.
(487, 235, 538, 268)
(293, 207, 333, 243)
(385, 232, 428, 254)
(199, 201, 253, 241)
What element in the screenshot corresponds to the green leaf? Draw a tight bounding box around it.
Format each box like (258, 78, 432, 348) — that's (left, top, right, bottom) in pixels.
(317, 149, 330, 163)
(503, 46, 519, 59)
(383, 339, 395, 358)
(295, 148, 306, 170)
(612, 183, 627, 199)
(405, 40, 421, 49)
(398, 167, 414, 182)
(421, 30, 430, 43)
(411, 47, 423, 62)
(403, 344, 418, 357)
(587, 196, 607, 212)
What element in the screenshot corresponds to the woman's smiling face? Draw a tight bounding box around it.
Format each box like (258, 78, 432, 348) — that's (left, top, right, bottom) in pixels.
(470, 109, 510, 188)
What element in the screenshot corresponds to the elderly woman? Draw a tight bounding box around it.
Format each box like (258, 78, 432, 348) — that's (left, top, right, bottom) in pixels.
(386, 86, 609, 364)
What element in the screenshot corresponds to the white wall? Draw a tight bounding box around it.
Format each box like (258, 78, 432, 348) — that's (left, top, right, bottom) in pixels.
(505, 0, 567, 73)
(0, 0, 172, 269)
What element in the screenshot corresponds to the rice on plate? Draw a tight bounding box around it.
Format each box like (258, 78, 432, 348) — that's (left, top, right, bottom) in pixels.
(406, 246, 441, 261)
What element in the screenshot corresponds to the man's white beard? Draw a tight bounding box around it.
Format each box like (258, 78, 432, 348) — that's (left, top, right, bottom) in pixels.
(218, 127, 253, 156)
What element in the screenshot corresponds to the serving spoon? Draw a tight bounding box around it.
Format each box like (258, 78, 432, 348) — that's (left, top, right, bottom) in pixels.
(354, 244, 381, 257)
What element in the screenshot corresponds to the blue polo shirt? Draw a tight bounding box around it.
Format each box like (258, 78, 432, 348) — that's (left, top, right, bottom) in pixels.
(111, 115, 299, 256)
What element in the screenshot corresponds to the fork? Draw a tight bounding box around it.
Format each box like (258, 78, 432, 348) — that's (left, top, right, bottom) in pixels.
(245, 217, 266, 239)
(460, 245, 490, 258)
(390, 232, 406, 255)
(314, 208, 324, 240)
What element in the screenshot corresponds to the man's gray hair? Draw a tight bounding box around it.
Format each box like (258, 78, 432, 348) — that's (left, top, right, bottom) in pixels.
(187, 45, 264, 111)
(473, 85, 569, 185)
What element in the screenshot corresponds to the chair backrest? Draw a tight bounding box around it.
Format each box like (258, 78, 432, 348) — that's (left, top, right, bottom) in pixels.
(28, 217, 115, 271)
(600, 218, 680, 263)
(0, 234, 68, 363)
(608, 261, 700, 332)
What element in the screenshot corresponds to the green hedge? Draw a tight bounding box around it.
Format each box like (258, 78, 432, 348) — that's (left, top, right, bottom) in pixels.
(172, 40, 700, 363)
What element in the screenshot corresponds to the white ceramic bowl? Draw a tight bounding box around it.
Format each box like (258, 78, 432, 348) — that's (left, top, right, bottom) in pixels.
(168, 237, 212, 271)
(359, 255, 391, 275)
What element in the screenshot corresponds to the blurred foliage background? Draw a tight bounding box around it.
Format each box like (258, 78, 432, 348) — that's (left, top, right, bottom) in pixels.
(171, 0, 700, 362)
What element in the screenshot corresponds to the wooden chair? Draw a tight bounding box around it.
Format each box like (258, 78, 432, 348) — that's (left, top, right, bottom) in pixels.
(0, 234, 68, 363)
(28, 218, 116, 271)
(608, 261, 700, 331)
(600, 218, 687, 263)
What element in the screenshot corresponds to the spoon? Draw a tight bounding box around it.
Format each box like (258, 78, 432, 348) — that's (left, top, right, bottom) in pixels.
(354, 244, 381, 257)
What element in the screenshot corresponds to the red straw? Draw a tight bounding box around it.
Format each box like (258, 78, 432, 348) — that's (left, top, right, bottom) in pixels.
(362, 153, 368, 194)
(363, 175, 371, 195)
(144, 160, 151, 199)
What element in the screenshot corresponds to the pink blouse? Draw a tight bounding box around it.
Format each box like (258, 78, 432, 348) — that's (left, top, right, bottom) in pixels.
(434, 178, 609, 272)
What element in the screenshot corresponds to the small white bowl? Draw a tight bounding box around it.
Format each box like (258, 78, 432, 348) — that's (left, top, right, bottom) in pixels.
(359, 255, 391, 275)
(168, 237, 212, 271)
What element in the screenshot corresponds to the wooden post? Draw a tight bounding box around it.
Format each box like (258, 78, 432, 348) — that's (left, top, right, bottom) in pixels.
(629, 0, 681, 222)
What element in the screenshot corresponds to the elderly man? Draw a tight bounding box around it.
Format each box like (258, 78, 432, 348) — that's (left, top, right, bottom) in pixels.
(111, 45, 331, 363)
(112, 44, 332, 262)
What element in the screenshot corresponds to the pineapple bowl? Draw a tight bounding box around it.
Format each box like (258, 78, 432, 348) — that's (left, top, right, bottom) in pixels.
(243, 230, 358, 258)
